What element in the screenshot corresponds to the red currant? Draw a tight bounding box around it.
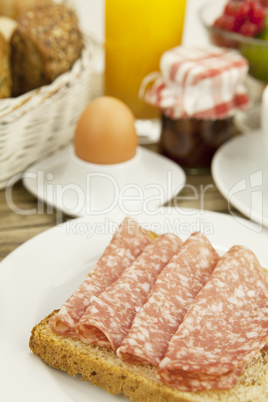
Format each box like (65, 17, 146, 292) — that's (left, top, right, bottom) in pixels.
(214, 15, 236, 31)
(225, 1, 250, 19)
(213, 0, 266, 37)
(240, 19, 259, 35)
(248, 1, 266, 24)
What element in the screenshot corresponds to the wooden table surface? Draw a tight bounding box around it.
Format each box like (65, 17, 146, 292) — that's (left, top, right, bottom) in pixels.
(0, 162, 231, 262)
(0, 72, 234, 262)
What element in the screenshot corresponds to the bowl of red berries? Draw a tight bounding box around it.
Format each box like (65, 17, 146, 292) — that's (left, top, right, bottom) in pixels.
(200, 0, 268, 82)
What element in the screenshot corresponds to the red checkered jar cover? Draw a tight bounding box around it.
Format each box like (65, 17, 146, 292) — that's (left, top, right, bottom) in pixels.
(140, 46, 250, 120)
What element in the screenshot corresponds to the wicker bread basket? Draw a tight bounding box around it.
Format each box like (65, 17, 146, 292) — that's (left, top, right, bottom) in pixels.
(0, 34, 100, 189)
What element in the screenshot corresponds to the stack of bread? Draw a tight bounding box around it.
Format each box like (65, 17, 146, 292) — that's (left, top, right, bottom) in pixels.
(0, 0, 83, 98)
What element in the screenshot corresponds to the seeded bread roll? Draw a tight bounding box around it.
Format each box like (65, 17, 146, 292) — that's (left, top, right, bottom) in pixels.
(0, 32, 11, 99)
(0, 0, 53, 19)
(10, 3, 83, 96)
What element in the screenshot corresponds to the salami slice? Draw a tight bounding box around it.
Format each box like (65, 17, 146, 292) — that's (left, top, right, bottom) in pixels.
(49, 217, 152, 337)
(117, 232, 219, 366)
(158, 245, 268, 392)
(75, 233, 182, 350)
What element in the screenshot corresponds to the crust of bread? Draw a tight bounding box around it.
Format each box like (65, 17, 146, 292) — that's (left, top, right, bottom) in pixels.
(29, 310, 268, 402)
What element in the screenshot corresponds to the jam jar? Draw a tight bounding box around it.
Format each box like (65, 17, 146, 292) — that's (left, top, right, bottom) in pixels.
(140, 46, 250, 172)
(160, 115, 234, 172)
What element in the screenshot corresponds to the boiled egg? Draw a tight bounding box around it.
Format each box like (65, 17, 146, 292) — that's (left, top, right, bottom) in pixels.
(74, 96, 138, 164)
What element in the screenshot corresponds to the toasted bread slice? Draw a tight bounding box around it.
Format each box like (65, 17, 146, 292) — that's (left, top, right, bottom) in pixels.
(29, 311, 268, 402)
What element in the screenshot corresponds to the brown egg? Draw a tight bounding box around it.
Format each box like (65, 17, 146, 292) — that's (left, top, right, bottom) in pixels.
(74, 96, 138, 164)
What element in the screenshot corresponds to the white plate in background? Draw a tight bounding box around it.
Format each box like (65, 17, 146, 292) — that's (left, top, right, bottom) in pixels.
(212, 131, 268, 228)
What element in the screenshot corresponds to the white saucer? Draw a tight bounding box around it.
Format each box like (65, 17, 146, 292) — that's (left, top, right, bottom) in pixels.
(22, 145, 186, 217)
(212, 130, 268, 228)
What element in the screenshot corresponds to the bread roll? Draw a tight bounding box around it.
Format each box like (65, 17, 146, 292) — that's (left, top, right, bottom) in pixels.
(0, 0, 53, 19)
(10, 3, 83, 97)
(0, 32, 11, 99)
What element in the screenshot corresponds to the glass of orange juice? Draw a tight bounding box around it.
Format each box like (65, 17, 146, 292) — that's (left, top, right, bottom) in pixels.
(105, 0, 187, 120)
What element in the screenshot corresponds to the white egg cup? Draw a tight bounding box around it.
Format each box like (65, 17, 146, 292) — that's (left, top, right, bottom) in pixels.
(22, 144, 186, 217)
(69, 145, 140, 186)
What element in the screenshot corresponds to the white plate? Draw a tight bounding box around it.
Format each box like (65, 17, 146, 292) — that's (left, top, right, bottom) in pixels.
(22, 145, 186, 218)
(1, 208, 268, 402)
(212, 131, 268, 229)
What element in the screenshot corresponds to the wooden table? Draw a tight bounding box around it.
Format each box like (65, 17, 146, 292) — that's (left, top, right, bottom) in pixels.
(0, 71, 234, 262)
(0, 163, 231, 262)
